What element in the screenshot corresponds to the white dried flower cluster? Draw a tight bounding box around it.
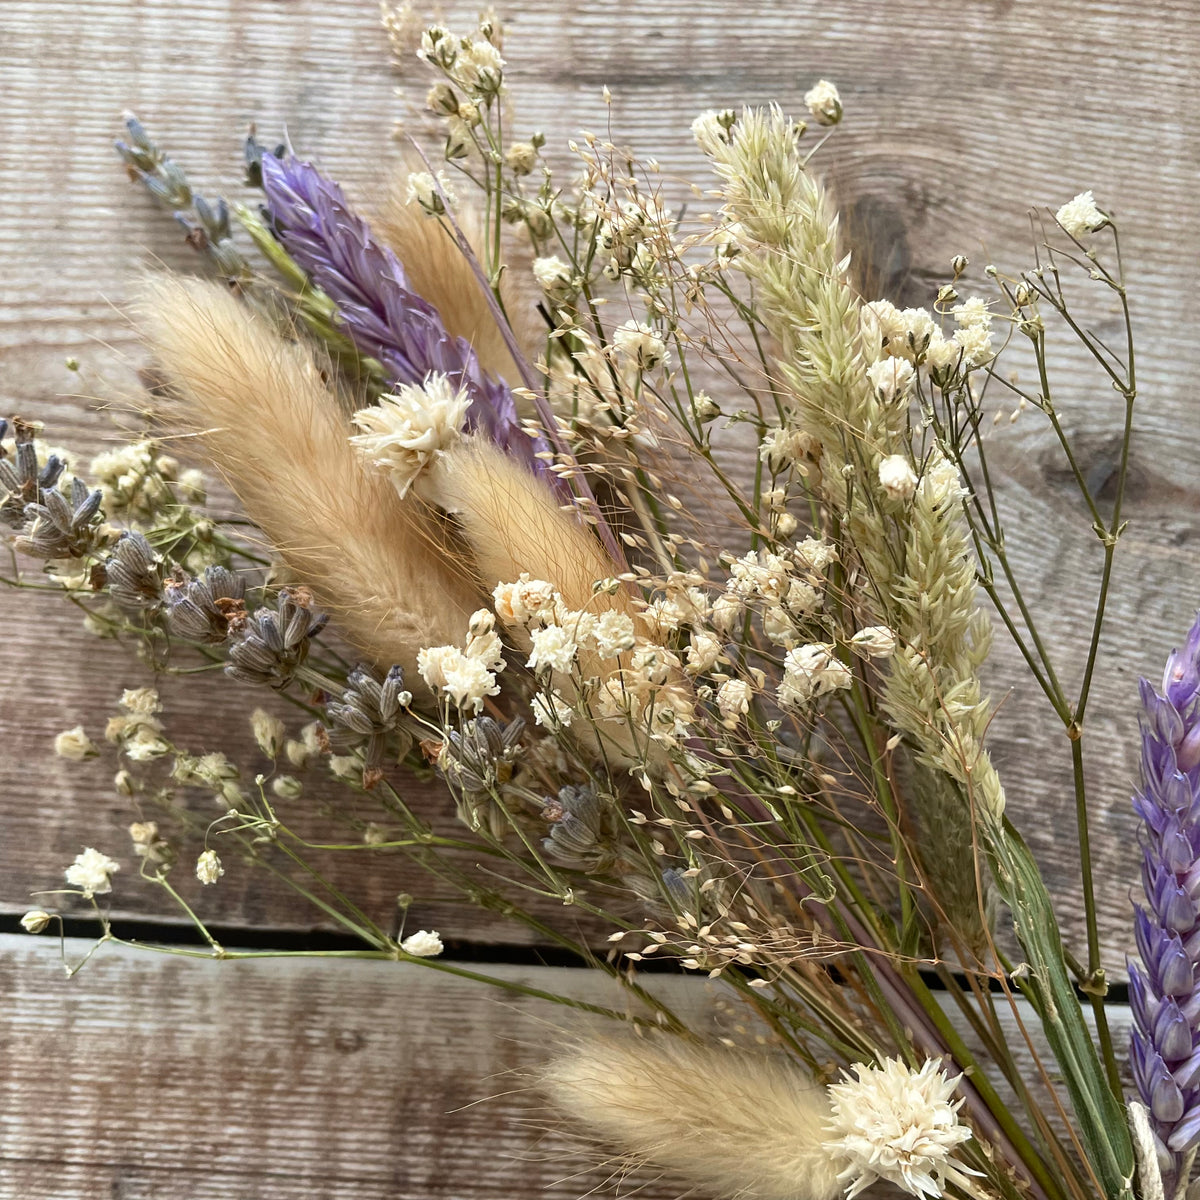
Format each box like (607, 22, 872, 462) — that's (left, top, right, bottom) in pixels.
(285, 721, 324, 770)
(89, 440, 184, 522)
(718, 540, 834, 648)
(878, 454, 919, 502)
(404, 169, 459, 214)
(612, 320, 668, 372)
(419, 643, 502, 713)
(777, 643, 852, 708)
(825, 1058, 979, 1199)
(105, 687, 170, 763)
(532, 690, 575, 728)
(65, 847, 120, 897)
(691, 107, 738, 158)
(595, 639, 696, 743)
(532, 255, 573, 298)
(1055, 189, 1106, 238)
(949, 295, 994, 367)
(173, 750, 245, 807)
(865, 357, 915, 405)
(759, 425, 819, 474)
(850, 625, 898, 659)
(715, 677, 753, 728)
(351, 373, 470, 498)
(862, 299, 968, 378)
(195, 849, 224, 885)
(804, 78, 842, 126)
(400, 929, 444, 957)
(250, 708, 286, 758)
(640, 572, 710, 639)
(129, 820, 169, 865)
(54, 725, 96, 761)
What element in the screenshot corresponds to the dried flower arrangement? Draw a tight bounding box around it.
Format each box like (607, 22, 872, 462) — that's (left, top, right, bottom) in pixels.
(3, 5, 1194, 1200)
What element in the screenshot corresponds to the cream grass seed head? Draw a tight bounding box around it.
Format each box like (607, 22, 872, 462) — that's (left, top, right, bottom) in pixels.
(542, 1036, 842, 1200)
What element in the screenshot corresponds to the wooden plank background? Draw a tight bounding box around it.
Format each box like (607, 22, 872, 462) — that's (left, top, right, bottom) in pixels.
(2, 0, 1199, 1196)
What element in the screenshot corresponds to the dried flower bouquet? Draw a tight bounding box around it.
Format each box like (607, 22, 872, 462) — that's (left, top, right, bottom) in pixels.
(4, 6, 1193, 1200)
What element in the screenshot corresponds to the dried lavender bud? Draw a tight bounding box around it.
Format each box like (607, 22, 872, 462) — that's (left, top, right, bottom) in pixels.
(104, 530, 164, 612)
(0, 417, 65, 527)
(1130, 615, 1200, 1185)
(13, 478, 103, 560)
(164, 565, 246, 643)
(257, 153, 556, 485)
(115, 114, 250, 283)
(541, 784, 616, 872)
(325, 664, 410, 766)
(226, 588, 327, 688)
(440, 715, 525, 798)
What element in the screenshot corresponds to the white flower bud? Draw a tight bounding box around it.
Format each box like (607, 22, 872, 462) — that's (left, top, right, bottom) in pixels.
(878, 454, 918, 501)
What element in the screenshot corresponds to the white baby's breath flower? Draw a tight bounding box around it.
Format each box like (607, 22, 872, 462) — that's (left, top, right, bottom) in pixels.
(405, 169, 458, 214)
(1055, 190, 1107, 238)
(532, 690, 575, 728)
(804, 78, 842, 125)
(850, 626, 898, 659)
(878, 454, 918, 501)
(493, 575, 558, 626)
(865, 357, 915, 404)
(21, 909, 53, 934)
(505, 141, 537, 175)
(923, 457, 969, 506)
(120, 687, 161, 715)
(762, 604, 797, 647)
(351, 373, 469, 497)
(778, 643, 852, 708)
(65, 847, 120, 897)
(613, 321, 668, 371)
(272, 774, 304, 800)
(527, 624, 579, 674)
(443, 650, 500, 712)
(716, 678, 753, 727)
(286, 721, 324, 769)
(250, 708, 286, 758)
(952, 324, 993, 367)
(122, 725, 171, 762)
(951, 296, 992, 330)
(54, 726, 96, 761)
(532, 255, 573, 296)
(691, 108, 734, 155)
(825, 1058, 980, 1199)
(711, 592, 743, 634)
(794, 537, 838, 574)
(464, 609, 505, 672)
(401, 929, 444, 957)
(759, 425, 815, 473)
(685, 631, 722, 675)
(923, 329, 961, 374)
(592, 610, 636, 657)
(195, 849, 224, 886)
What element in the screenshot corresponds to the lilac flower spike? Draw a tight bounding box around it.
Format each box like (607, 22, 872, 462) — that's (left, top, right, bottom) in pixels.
(1130, 614, 1200, 1184)
(258, 152, 552, 480)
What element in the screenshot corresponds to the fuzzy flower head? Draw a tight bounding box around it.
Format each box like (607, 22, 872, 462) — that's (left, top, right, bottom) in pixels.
(1055, 190, 1107, 238)
(804, 78, 843, 126)
(400, 929, 444, 957)
(404, 169, 458, 215)
(612, 321, 668, 372)
(350, 373, 470, 498)
(825, 1058, 979, 1199)
(878, 454, 919, 502)
(65, 848, 120, 897)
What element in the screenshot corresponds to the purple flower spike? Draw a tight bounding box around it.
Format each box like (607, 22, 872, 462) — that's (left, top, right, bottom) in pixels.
(258, 153, 554, 483)
(1131, 612, 1200, 1184)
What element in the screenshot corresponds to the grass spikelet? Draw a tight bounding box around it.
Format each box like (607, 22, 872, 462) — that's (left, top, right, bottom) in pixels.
(136, 273, 483, 683)
(373, 178, 540, 384)
(542, 1036, 841, 1200)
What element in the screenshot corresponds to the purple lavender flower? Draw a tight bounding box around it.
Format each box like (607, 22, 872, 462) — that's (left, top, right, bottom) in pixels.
(258, 153, 552, 480)
(1130, 614, 1200, 1182)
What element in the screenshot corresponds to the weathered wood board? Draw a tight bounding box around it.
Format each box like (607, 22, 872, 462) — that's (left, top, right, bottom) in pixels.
(2, 1, 1198, 1194)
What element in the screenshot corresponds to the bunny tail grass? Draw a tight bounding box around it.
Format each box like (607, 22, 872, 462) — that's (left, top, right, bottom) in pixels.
(137, 274, 482, 683)
(430, 439, 632, 624)
(374, 178, 540, 387)
(542, 1036, 842, 1200)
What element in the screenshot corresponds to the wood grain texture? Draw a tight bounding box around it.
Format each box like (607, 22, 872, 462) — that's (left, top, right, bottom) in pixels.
(0, 934, 719, 1200)
(3, 0, 1200, 976)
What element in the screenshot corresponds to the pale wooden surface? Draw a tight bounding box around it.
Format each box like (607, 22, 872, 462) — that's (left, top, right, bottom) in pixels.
(3, 0, 1200, 1196)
